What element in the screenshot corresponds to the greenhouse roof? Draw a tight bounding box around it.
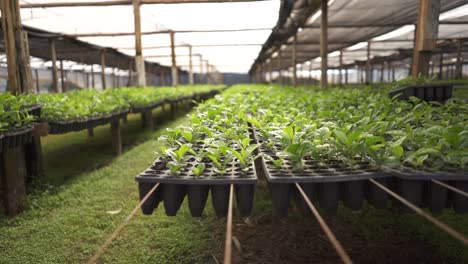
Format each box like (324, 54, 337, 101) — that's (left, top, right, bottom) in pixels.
(251, 0, 468, 73)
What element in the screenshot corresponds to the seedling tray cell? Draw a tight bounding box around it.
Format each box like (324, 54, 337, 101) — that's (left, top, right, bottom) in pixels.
(386, 167, 468, 213)
(388, 84, 453, 102)
(135, 159, 257, 217)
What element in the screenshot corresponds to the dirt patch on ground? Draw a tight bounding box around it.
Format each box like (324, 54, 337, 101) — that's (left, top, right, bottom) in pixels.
(227, 213, 443, 264)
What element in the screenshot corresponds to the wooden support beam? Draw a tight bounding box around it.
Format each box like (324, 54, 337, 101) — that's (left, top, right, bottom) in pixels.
(91, 66, 95, 88)
(188, 45, 194, 85)
(133, 0, 146, 87)
(366, 40, 371, 84)
(339, 50, 343, 86)
(412, 0, 441, 77)
(292, 34, 297, 87)
(35, 69, 40, 93)
(456, 39, 463, 79)
(50, 39, 59, 93)
(199, 55, 204, 84)
(345, 67, 348, 84)
(1, 147, 27, 216)
(128, 60, 133, 86)
(438, 53, 444, 80)
(141, 109, 154, 130)
(170, 31, 178, 86)
(111, 120, 122, 156)
(25, 124, 47, 182)
(277, 49, 282, 85)
(380, 62, 384, 83)
(88, 128, 94, 138)
(60, 60, 67, 92)
(100, 50, 107, 89)
(320, 0, 328, 89)
(205, 60, 209, 84)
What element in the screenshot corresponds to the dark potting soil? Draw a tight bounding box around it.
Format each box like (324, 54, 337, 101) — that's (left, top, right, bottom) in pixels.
(227, 215, 444, 264)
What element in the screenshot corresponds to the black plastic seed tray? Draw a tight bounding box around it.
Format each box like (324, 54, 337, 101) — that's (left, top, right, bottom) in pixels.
(1, 126, 34, 152)
(131, 100, 166, 113)
(135, 159, 257, 218)
(22, 104, 42, 118)
(48, 109, 128, 134)
(389, 84, 453, 102)
(385, 167, 468, 214)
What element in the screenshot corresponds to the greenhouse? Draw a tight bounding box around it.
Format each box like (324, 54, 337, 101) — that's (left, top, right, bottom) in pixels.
(0, 0, 467, 263)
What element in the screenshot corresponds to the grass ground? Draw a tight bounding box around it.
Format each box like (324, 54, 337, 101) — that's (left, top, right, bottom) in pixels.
(0, 97, 467, 263)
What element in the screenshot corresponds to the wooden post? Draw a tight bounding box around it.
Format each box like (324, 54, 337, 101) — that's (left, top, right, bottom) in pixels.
(380, 62, 384, 83)
(50, 39, 59, 93)
(392, 64, 396, 81)
(100, 49, 106, 89)
(345, 67, 348, 84)
(0, 1, 33, 94)
(309, 62, 312, 83)
(60, 60, 67, 92)
(188, 45, 194, 85)
(35, 69, 40, 93)
(199, 55, 204, 84)
(438, 53, 444, 80)
(141, 109, 154, 130)
(292, 35, 297, 87)
(132, 0, 146, 86)
(205, 60, 209, 84)
(1, 147, 27, 216)
(170, 31, 178, 86)
(387, 62, 392, 82)
(366, 41, 371, 84)
(456, 39, 463, 79)
(91, 65, 95, 88)
(411, 0, 441, 77)
(111, 120, 122, 156)
(339, 50, 343, 86)
(277, 49, 282, 85)
(128, 60, 133, 86)
(25, 134, 44, 181)
(87, 128, 94, 138)
(320, 0, 328, 89)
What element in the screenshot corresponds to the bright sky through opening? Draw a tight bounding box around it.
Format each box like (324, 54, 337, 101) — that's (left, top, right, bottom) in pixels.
(19, 0, 281, 73)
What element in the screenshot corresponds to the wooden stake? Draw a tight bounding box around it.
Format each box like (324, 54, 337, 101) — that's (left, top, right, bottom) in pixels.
(277, 49, 282, 85)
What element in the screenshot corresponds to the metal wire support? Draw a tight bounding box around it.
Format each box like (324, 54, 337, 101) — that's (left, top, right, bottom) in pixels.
(86, 183, 161, 264)
(295, 183, 353, 264)
(224, 184, 234, 264)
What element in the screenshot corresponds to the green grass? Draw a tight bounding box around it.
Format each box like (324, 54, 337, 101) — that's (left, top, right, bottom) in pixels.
(0, 107, 224, 264)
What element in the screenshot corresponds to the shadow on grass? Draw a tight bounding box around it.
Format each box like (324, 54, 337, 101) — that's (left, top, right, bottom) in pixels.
(37, 105, 192, 188)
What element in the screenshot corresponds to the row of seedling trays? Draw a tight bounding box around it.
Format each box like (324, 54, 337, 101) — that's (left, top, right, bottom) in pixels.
(136, 126, 467, 218)
(47, 110, 129, 134)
